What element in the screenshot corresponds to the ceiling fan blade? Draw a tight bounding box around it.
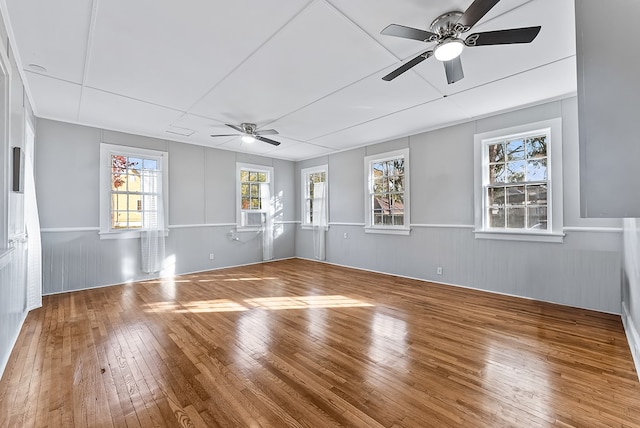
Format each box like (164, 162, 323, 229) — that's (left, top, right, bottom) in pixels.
(255, 135, 281, 146)
(225, 124, 244, 133)
(455, 0, 501, 32)
(210, 134, 240, 137)
(465, 26, 541, 46)
(382, 51, 433, 81)
(444, 56, 464, 84)
(257, 129, 279, 136)
(381, 24, 438, 43)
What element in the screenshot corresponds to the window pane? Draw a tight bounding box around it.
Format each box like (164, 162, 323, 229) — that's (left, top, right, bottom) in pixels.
(488, 187, 505, 206)
(393, 215, 404, 226)
(128, 195, 141, 211)
(526, 184, 547, 205)
(372, 162, 384, 178)
(488, 143, 505, 163)
(112, 211, 129, 229)
(374, 178, 388, 193)
(143, 159, 158, 170)
(248, 172, 257, 181)
(111, 194, 126, 212)
(251, 198, 261, 209)
(526, 136, 547, 159)
(506, 207, 525, 228)
(143, 195, 158, 211)
(257, 172, 267, 182)
(112, 173, 130, 191)
(242, 197, 250, 210)
(488, 207, 505, 228)
(250, 183, 259, 197)
(241, 183, 249, 197)
(489, 164, 506, 183)
(506, 161, 526, 183)
(127, 157, 142, 171)
(526, 158, 547, 181)
(506, 139, 525, 161)
(240, 170, 249, 182)
(527, 206, 548, 230)
(506, 186, 525, 205)
(373, 214, 383, 225)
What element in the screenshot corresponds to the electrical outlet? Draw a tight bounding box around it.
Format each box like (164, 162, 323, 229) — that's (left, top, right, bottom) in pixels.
(436, 266, 443, 275)
(343, 232, 348, 239)
(209, 253, 215, 260)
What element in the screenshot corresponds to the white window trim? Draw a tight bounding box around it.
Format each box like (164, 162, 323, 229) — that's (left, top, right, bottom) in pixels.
(473, 118, 564, 243)
(99, 143, 169, 240)
(236, 163, 274, 231)
(364, 148, 410, 236)
(301, 164, 328, 230)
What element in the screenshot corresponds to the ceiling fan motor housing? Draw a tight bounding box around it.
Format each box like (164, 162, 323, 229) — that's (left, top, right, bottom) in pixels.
(430, 11, 464, 38)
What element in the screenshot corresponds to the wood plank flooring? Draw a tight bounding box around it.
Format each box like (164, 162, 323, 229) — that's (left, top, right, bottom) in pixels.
(1, 258, 640, 427)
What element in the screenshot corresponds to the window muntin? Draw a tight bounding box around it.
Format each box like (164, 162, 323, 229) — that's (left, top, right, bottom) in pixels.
(364, 149, 410, 234)
(301, 165, 328, 227)
(484, 134, 548, 231)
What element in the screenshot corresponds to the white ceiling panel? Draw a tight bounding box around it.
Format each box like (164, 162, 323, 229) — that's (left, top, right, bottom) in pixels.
(85, 0, 309, 110)
(5, 0, 579, 161)
(25, 72, 82, 121)
(446, 56, 577, 119)
(78, 88, 183, 134)
(6, 0, 92, 83)
(310, 97, 470, 149)
(269, 142, 336, 161)
(190, 0, 397, 122)
(268, 68, 441, 141)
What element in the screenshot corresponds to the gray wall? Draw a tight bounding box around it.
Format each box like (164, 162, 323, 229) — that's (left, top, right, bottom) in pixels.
(296, 97, 623, 314)
(576, 0, 640, 217)
(0, 15, 35, 378)
(36, 120, 296, 294)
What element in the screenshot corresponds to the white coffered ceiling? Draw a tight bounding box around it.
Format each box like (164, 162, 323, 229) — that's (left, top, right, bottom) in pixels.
(2, 0, 576, 161)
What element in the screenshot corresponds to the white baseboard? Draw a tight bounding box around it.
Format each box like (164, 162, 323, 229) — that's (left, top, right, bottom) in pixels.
(622, 302, 640, 382)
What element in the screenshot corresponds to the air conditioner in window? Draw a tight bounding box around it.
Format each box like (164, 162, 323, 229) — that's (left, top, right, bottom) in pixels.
(243, 211, 266, 227)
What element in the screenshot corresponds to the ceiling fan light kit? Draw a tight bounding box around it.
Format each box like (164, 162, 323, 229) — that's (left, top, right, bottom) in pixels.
(381, 0, 541, 84)
(211, 123, 282, 146)
(434, 38, 465, 61)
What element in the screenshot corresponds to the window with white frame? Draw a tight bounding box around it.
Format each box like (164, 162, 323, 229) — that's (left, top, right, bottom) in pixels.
(301, 165, 328, 228)
(100, 144, 168, 238)
(364, 148, 410, 235)
(236, 163, 273, 229)
(474, 118, 563, 242)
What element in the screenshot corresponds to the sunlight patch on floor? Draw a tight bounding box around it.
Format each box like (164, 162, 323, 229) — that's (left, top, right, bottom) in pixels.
(142, 295, 374, 313)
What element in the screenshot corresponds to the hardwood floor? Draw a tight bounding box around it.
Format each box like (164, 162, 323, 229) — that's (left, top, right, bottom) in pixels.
(1, 258, 639, 427)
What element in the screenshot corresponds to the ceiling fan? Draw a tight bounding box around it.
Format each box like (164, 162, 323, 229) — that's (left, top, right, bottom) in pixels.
(210, 123, 281, 146)
(380, 0, 541, 84)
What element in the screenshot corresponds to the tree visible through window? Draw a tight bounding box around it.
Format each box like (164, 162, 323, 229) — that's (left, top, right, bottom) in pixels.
(485, 134, 548, 230)
(240, 170, 267, 210)
(364, 149, 410, 234)
(371, 158, 405, 226)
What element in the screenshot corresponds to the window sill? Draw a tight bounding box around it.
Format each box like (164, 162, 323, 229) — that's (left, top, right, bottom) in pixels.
(364, 227, 410, 236)
(99, 230, 169, 240)
(474, 229, 564, 243)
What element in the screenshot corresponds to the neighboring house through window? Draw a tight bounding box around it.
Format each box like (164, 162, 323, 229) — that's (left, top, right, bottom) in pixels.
(100, 144, 168, 238)
(301, 165, 328, 228)
(364, 148, 410, 235)
(474, 118, 564, 242)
